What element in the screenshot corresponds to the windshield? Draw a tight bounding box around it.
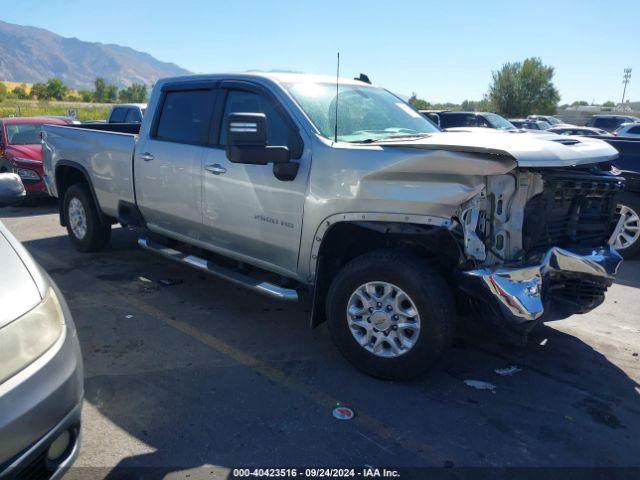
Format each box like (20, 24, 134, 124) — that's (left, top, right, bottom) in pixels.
(285, 82, 439, 142)
(484, 113, 515, 130)
(5, 123, 43, 145)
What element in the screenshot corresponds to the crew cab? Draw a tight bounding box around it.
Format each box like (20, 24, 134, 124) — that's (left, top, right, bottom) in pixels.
(42, 73, 624, 380)
(106, 104, 147, 124)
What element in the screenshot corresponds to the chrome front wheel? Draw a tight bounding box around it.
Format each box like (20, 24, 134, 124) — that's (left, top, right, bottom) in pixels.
(347, 281, 421, 358)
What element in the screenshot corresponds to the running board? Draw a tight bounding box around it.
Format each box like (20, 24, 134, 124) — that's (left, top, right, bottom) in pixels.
(138, 236, 299, 302)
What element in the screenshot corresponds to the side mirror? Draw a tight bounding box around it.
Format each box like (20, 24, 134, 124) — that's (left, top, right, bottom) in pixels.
(226, 113, 290, 165)
(0, 173, 26, 207)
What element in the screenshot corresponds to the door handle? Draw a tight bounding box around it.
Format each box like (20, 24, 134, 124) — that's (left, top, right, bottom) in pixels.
(139, 152, 155, 162)
(205, 164, 227, 175)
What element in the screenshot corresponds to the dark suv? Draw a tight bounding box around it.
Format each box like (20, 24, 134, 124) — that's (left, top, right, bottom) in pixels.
(586, 115, 640, 132)
(420, 111, 515, 130)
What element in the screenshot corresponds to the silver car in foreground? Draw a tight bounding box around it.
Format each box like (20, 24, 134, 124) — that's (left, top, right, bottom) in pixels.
(0, 173, 83, 480)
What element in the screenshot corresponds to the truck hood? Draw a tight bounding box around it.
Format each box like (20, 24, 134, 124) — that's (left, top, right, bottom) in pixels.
(395, 129, 618, 168)
(0, 222, 45, 328)
(5, 144, 42, 161)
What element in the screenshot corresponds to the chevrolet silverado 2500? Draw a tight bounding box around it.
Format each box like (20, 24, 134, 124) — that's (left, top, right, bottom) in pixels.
(42, 73, 624, 380)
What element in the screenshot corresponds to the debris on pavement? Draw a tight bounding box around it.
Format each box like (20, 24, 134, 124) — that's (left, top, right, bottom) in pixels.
(138, 276, 153, 283)
(494, 365, 522, 376)
(125, 314, 134, 319)
(332, 406, 355, 420)
(464, 379, 496, 391)
(539, 338, 548, 346)
(158, 278, 184, 286)
(565, 415, 575, 422)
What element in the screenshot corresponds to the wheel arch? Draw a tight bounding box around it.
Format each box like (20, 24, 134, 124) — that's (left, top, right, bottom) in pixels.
(55, 161, 111, 227)
(308, 213, 461, 328)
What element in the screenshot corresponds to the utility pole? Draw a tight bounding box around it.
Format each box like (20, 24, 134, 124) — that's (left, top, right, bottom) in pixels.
(621, 68, 632, 105)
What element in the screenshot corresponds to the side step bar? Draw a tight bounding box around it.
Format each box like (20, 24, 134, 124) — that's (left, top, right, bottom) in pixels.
(138, 236, 299, 302)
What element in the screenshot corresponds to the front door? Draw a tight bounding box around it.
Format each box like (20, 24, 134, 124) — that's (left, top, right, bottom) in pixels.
(200, 86, 309, 275)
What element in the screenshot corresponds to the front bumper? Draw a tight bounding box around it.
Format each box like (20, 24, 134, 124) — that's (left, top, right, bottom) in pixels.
(0, 280, 83, 479)
(461, 246, 623, 337)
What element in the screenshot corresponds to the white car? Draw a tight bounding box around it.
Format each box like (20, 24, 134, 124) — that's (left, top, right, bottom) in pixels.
(613, 122, 640, 137)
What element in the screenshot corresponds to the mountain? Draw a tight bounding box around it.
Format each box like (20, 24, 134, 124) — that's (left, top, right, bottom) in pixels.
(0, 20, 191, 89)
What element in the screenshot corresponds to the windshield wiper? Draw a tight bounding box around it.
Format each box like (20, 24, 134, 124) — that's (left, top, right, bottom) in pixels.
(346, 134, 431, 144)
(377, 133, 431, 141)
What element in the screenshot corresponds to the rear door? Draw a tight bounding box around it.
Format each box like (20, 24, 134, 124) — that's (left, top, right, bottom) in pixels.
(136, 85, 217, 241)
(199, 81, 309, 274)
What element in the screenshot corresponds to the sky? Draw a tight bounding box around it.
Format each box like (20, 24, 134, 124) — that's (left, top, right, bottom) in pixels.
(2, 0, 639, 104)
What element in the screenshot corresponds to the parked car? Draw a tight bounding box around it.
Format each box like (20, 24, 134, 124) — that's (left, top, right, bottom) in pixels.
(0, 173, 83, 479)
(106, 104, 147, 124)
(596, 136, 640, 257)
(612, 123, 640, 138)
(43, 72, 623, 380)
(509, 119, 551, 130)
(420, 110, 516, 130)
(586, 115, 640, 132)
(548, 126, 610, 137)
(0, 117, 73, 198)
(527, 115, 566, 126)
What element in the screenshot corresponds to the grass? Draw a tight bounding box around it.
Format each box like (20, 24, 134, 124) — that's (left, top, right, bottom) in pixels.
(0, 99, 109, 122)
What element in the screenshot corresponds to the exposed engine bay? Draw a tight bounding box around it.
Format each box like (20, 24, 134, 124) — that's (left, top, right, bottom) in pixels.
(456, 162, 624, 342)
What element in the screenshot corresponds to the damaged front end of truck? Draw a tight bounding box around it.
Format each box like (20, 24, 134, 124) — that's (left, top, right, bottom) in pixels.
(448, 137, 625, 344)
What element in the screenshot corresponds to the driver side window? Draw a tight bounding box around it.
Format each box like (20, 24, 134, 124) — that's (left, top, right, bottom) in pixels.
(219, 90, 291, 148)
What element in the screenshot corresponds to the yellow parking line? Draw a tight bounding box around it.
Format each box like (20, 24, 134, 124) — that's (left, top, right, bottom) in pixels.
(36, 248, 448, 464)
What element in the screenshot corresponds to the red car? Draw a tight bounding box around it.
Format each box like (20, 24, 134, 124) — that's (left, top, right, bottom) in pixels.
(0, 117, 72, 197)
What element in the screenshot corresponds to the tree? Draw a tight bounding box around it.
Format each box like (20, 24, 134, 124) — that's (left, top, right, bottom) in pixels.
(11, 84, 28, 99)
(0, 83, 6, 102)
(105, 84, 118, 103)
(78, 90, 93, 102)
(93, 77, 106, 102)
(119, 83, 148, 103)
(488, 57, 560, 117)
(30, 82, 49, 100)
(408, 92, 431, 110)
(46, 78, 68, 101)
(461, 97, 493, 112)
(602, 100, 615, 107)
(571, 100, 589, 107)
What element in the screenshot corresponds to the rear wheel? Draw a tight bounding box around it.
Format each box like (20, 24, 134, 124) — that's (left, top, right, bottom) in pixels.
(611, 192, 640, 258)
(63, 183, 111, 252)
(326, 250, 455, 380)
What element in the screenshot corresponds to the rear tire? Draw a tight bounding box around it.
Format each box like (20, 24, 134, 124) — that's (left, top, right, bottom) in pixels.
(63, 183, 111, 252)
(326, 250, 455, 380)
(611, 192, 640, 258)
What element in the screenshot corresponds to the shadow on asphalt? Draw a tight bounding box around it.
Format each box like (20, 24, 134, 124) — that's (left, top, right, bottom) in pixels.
(0, 198, 58, 219)
(18, 228, 640, 475)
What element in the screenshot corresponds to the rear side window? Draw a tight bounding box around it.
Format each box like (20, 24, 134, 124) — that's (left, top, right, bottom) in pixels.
(155, 90, 215, 144)
(628, 126, 640, 134)
(440, 113, 476, 128)
(109, 107, 127, 123)
(125, 108, 142, 123)
(219, 90, 292, 147)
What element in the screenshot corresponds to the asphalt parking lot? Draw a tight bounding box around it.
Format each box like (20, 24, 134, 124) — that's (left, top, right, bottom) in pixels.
(2, 201, 640, 478)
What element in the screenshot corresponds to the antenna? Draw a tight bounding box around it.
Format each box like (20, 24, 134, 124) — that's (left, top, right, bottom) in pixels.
(334, 52, 340, 143)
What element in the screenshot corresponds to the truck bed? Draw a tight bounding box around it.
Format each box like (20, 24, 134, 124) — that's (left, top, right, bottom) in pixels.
(42, 123, 139, 219)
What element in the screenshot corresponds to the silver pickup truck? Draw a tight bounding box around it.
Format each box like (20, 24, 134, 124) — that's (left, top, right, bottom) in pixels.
(42, 72, 624, 380)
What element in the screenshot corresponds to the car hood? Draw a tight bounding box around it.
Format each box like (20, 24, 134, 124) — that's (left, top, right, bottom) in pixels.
(5, 144, 42, 161)
(393, 129, 618, 167)
(0, 222, 46, 328)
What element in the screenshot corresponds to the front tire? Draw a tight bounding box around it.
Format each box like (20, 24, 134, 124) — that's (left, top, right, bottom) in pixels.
(63, 183, 111, 252)
(326, 250, 455, 380)
(611, 192, 640, 258)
